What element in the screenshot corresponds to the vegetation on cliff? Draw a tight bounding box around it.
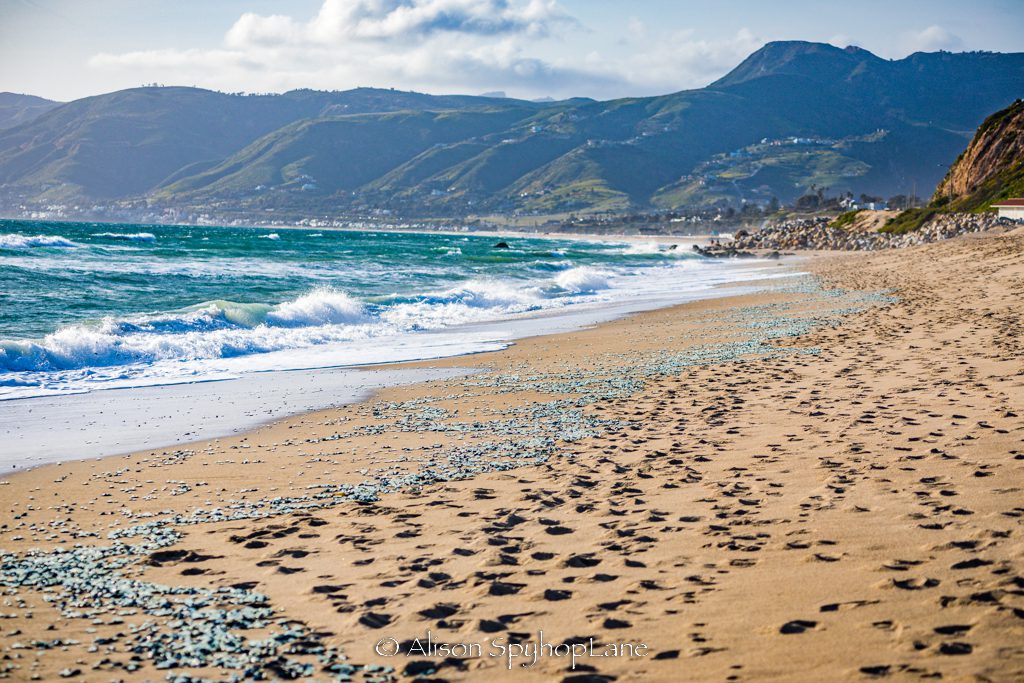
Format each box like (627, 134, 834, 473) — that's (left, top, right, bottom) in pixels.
(931, 99, 1024, 212)
(880, 99, 1024, 233)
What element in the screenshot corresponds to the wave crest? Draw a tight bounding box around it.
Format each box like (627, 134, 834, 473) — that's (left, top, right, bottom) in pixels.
(554, 267, 611, 293)
(266, 289, 366, 327)
(0, 234, 79, 249)
(91, 232, 157, 242)
(0, 288, 368, 373)
(439, 279, 542, 309)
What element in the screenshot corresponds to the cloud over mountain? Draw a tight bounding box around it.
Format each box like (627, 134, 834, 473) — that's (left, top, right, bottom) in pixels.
(15, 41, 1022, 218)
(84, 2, 979, 101)
(225, 0, 572, 44)
(902, 25, 964, 53)
(91, 0, 595, 98)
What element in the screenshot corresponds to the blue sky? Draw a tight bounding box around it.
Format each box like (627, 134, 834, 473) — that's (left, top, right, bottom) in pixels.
(1, 0, 1021, 101)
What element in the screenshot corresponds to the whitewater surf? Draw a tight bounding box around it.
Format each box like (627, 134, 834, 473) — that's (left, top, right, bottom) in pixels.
(0, 220, 784, 401)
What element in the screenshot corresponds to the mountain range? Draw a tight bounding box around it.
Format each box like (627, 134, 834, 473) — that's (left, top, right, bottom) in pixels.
(0, 41, 1022, 218)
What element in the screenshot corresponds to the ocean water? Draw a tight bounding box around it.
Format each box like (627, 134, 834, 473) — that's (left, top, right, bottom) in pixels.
(0, 220, 779, 401)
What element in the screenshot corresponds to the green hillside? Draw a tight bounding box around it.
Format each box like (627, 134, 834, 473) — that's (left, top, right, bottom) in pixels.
(157, 108, 539, 201)
(0, 93, 60, 131)
(0, 87, 550, 201)
(1, 42, 1023, 216)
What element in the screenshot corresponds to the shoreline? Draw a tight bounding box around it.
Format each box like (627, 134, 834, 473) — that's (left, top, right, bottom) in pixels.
(0, 219, 754, 409)
(0, 230, 1021, 681)
(1, 256, 795, 467)
(0, 365, 474, 473)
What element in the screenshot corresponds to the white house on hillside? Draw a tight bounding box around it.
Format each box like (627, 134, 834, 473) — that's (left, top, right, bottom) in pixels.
(992, 198, 1024, 220)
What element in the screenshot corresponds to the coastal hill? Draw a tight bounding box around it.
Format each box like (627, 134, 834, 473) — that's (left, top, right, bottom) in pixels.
(723, 98, 1024, 249)
(0, 41, 1022, 217)
(0, 87, 556, 202)
(0, 92, 60, 131)
(872, 98, 1024, 234)
(932, 99, 1024, 211)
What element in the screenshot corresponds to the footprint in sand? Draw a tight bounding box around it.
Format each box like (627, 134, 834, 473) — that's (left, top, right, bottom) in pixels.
(779, 619, 818, 634)
(938, 642, 973, 655)
(489, 581, 526, 596)
(358, 612, 393, 629)
(544, 589, 572, 601)
(418, 603, 459, 619)
(892, 577, 940, 590)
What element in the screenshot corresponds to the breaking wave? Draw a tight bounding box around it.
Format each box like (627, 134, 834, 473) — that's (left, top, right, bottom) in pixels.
(0, 275, 599, 375)
(553, 267, 611, 293)
(0, 224, 770, 399)
(91, 232, 157, 241)
(621, 242, 664, 255)
(0, 289, 373, 373)
(0, 234, 79, 249)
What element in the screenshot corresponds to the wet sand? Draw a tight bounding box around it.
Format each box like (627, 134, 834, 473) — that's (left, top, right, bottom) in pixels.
(0, 228, 1021, 682)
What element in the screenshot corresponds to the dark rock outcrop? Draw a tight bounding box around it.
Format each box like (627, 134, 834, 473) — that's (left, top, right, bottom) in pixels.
(729, 213, 1009, 251)
(933, 99, 1024, 211)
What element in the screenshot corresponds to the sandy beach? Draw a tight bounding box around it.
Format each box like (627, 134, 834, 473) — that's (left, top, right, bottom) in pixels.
(1, 227, 1022, 682)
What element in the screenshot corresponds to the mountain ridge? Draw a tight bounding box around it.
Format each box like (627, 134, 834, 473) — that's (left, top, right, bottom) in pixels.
(0, 92, 61, 131)
(1, 41, 1022, 216)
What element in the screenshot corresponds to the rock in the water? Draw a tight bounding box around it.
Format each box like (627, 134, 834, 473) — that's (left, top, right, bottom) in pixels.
(692, 244, 758, 259)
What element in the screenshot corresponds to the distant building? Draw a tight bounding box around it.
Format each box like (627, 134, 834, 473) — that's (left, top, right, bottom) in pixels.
(992, 198, 1024, 220)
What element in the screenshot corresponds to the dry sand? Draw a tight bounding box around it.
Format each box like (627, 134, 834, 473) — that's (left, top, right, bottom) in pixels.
(0, 228, 1022, 682)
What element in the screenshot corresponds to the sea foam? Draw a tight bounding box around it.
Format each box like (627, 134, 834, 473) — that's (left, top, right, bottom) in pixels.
(266, 289, 367, 327)
(91, 232, 157, 241)
(554, 267, 611, 293)
(0, 234, 79, 249)
(0, 276, 563, 375)
(0, 225, 778, 399)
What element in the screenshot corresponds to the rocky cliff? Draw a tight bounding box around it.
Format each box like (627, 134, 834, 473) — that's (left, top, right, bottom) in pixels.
(933, 99, 1024, 211)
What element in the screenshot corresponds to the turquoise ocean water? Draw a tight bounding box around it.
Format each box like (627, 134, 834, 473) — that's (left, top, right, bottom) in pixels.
(0, 219, 768, 400)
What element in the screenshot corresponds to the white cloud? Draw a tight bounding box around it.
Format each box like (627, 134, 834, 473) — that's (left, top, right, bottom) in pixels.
(827, 33, 855, 49)
(902, 25, 963, 53)
(602, 28, 765, 93)
(626, 17, 646, 41)
(86, 1, 772, 99)
(225, 0, 573, 46)
(90, 0, 601, 98)
(90, 49, 259, 71)
(225, 13, 303, 48)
